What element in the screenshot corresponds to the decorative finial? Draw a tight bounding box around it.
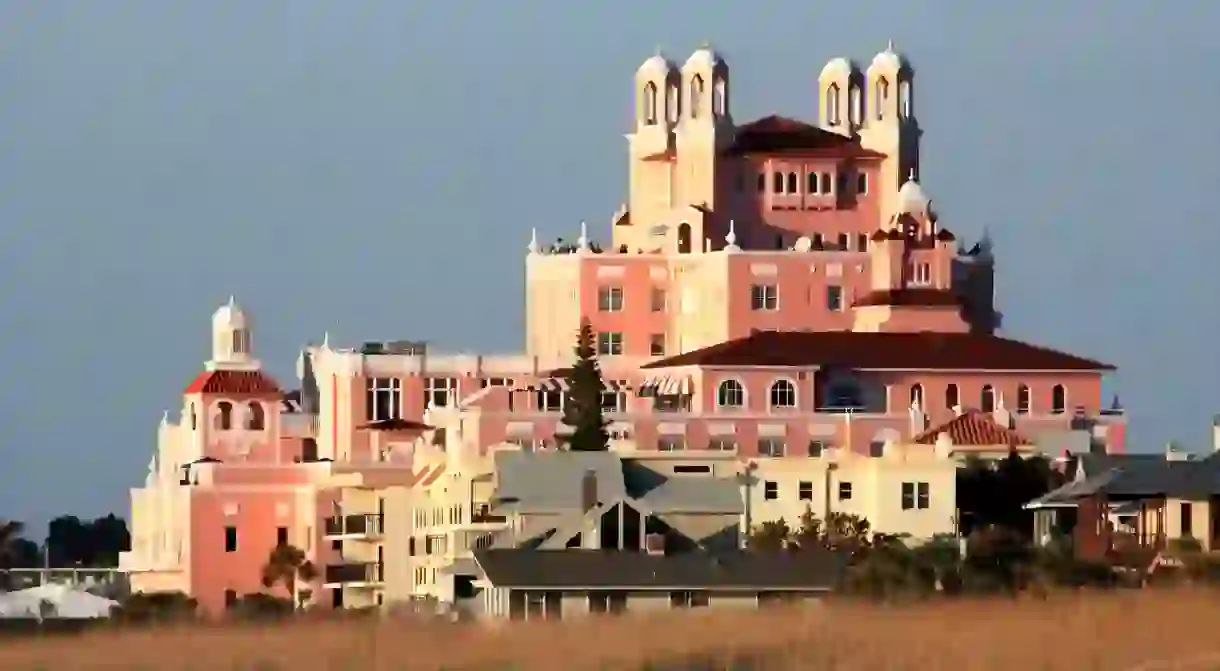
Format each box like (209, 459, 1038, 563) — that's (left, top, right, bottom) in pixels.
(321, 331, 331, 349)
(578, 221, 590, 250)
(724, 220, 739, 250)
(228, 295, 236, 308)
(655, 44, 663, 57)
(887, 39, 896, 53)
(527, 227, 538, 255)
(908, 167, 917, 181)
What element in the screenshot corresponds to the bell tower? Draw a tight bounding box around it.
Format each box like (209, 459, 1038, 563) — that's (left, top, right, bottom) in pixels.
(856, 41, 920, 219)
(672, 44, 732, 254)
(207, 296, 260, 372)
(622, 51, 680, 253)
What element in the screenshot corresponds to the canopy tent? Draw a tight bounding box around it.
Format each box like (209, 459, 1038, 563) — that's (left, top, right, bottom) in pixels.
(0, 583, 118, 619)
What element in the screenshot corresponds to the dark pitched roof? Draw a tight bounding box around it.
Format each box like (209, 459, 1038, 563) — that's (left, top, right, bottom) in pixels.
(913, 411, 1033, 446)
(853, 288, 961, 308)
(183, 370, 282, 396)
(472, 549, 846, 591)
(725, 116, 885, 158)
(1029, 454, 1220, 506)
(642, 331, 1114, 372)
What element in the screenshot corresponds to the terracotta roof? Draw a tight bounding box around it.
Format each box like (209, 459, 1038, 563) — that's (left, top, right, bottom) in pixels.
(184, 370, 282, 396)
(725, 115, 886, 158)
(641, 331, 1114, 372)
(854, 288, 962, 308)
(912, 411, 1033, 446)
(359, 418, 434, 432)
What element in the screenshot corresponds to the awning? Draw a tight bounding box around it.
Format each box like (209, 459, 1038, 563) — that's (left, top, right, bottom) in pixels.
(638, 376, 692, 397)
(512, 378, 627, 394)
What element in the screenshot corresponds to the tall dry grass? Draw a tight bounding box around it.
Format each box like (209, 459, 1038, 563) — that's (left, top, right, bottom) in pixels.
(1, 589, 1218, 670)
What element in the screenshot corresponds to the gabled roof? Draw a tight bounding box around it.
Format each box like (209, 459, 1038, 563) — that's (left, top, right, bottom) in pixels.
(912, 411, 1033, 446)
(473, 548, 847, 591)
(642, 331, 1114, 372)
(1027, 454, 1220, 507)
(725, 115, 885, 158)
(183, 370, 281, 396)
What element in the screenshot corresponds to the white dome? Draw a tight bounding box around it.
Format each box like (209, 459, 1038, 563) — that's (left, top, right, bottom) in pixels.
(869, 40, 909, 72)
(897, 174, 929, 214)
(637, 53, 674, 77)
(819, 57, 855, 80)
(684, 45, 722, 70)
(212, 296, 249, 329)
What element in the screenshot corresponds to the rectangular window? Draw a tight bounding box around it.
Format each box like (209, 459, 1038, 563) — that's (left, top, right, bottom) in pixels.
(807, 440, 826, 457)
(917, 482, 930, 510)
(480, 377, 514, 389)
(758, 438, 786, 458)
(798, 481, 814, 501)
(276, 526, 288, 546)
(224, 526, 237, 553)
(869, 441, 885, 458)
(750, 284, 779, 311)
(649, 334, 666, 356)
(536, 389, 563, 412)
(597, 331, 623, 356)
(669, 591, 709, 609)
(658, 436, 685, 452)
(826, 286, 844, 312)
(365, 377, 402, 421)
(857, 234, 868, 252)
(708, 438, 738, 452)
(901, 482, 915, 510)
(838, 483, 852, 501)
(822, 172, 833, 195)
(650, 287, 667, 312)
(763, 481, 778, 500)
(601, 385, 626, 413)
(598, 286, 624, 312)
(1181, 502, 1194, 536)
(425, 377, 457, 408)
(856, 173, 869, 195)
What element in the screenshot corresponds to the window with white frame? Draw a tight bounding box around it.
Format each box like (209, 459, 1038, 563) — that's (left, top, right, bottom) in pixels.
(658, 436, 685, 451)
(758, 438, 786, 457)
(708, 437, 737, 451)
(798, 481, 814, 501)
(481, 377, 514, 389)
(601, 383, 626, 413)
(807, 440, 827, 457)
(901, 482, 931, 510)
(856, 172, 868, 195)
(536, 388, 563, 412)
(649, 334, 665, 356)
(826, 285, 844, 312)
(763, 481, 778, 500)
(597, 332, 623, 356)
(650, 288, 666, 312)
(750, 284, 778, 311)
(425, 377, 457, 408)
(769, 380, 797, 409)
(598, 286, 624, 312)
(365, 377, 402, 421)
(717, 380, 745, 408)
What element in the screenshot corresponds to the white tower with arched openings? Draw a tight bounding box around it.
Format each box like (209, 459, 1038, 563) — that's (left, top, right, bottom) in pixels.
(622, 51, 681, 254)
(207, 296, 261, 372)
(857, 41, 921, 220)
(818, 57, 863, 137)
(673, 44, 731, 255)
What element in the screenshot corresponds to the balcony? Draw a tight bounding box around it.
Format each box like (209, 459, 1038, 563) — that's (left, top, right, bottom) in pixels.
(323, 514, 384, 539)
(323, 562, 383, 587)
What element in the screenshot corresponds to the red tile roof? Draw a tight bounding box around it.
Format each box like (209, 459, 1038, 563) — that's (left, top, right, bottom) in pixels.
(359, 419, 435, 432)
(854, 288, 962, 308)
(641, 331, 1114, 372)
(913, 411, 1033, 446)
(184, 370, 282, 396)
(725, 116, 886, 158)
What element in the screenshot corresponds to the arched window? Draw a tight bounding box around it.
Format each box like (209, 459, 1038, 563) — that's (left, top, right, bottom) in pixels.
(837, 233, 849, 250)
(232, 328, 249, 355)
(875, 78, 890, 120)
(689, 75, 704, 118)
(899, 80, 912, 119)
(215, 402, 233, 431)
(717, 380, 745, 408)
(666, 84, 680, 123)
(909, 384, 924, 408)
(677, 223, 692, 254)
(786, 172, 798, 194)
(1051, 385, 1067, 414)
(642, 82, 658, 125)
(980, 385, 995, 413)
(246, 402, 265, 430)
(756, 173, 766, 192)
(807, 172, 820, 195)
(712, 78, 727, 117)
(825, 83, 840, 126)
(769, 380, 796, 409)
(189, 403, 197, 431)
(849, 85, 863, 125)
(945, 383, 959, 410)
(1016, 385, 1031, 414)
(772, 172, 784, 194)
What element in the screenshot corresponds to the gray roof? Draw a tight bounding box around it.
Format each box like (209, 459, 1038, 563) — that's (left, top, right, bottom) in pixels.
(473, 549, 846, 591)
(491, 451, 625, 513)
(491, 451, 743, 516)
(1028, 453, 1220, 508)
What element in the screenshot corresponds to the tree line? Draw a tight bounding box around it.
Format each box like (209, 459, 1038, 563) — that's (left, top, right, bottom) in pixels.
(0, 514, 131, 572)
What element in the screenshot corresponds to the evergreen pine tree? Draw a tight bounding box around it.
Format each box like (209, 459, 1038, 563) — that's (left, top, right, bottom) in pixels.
(557, 318, 610, 451)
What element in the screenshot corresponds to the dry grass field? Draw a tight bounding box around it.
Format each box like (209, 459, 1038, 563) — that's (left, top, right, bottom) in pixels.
(2, 589, 1219, 670)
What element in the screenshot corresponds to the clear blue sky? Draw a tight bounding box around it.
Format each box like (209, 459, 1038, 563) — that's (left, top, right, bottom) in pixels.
(0, 2, 1215, 526)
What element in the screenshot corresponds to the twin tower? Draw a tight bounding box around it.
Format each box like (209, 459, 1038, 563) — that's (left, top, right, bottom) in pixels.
(629, 42, 922, 221)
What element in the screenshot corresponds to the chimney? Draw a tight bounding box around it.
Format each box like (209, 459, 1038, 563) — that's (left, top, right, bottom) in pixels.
(992, 393, 1012, 429)
(581, 469, 598, 512)
(644, 533, 665, 555)
(952, 404, 964, 417)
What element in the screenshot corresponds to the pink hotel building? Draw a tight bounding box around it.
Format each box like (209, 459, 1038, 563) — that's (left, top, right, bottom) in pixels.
(120, 44, 1126, 614)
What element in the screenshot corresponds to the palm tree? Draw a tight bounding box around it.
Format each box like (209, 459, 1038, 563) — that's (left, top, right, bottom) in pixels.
(260, 543, 317, 610)
(0, 519, 27, 591)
